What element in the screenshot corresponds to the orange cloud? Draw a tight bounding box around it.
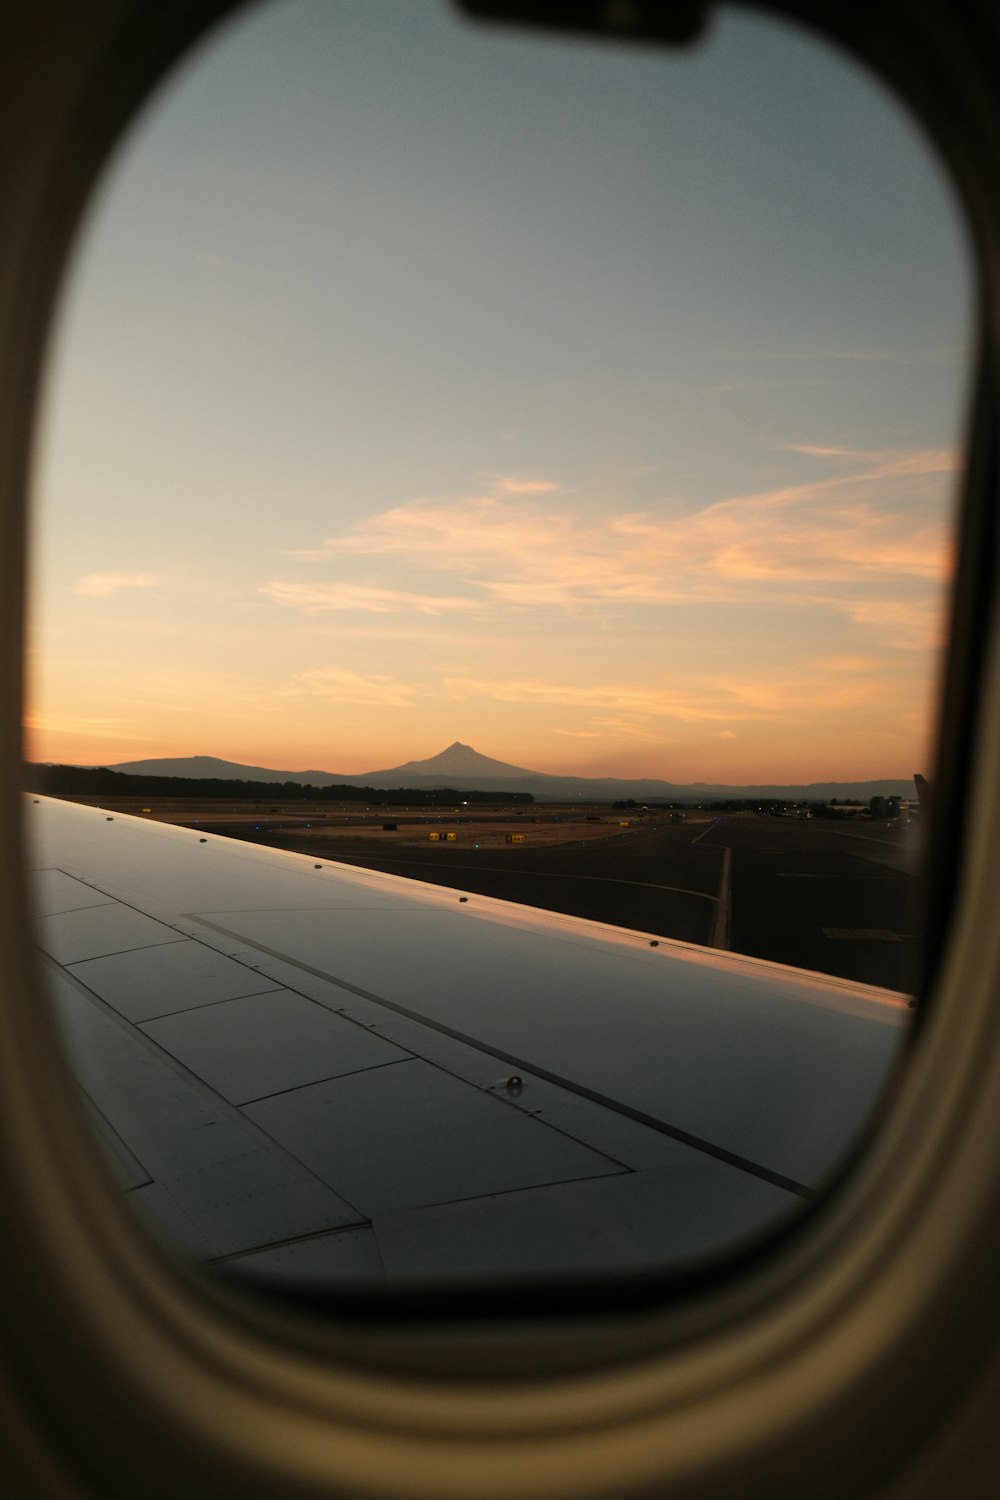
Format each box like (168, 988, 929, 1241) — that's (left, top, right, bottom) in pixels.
(491, 476, 561, 494)
(842, 598, 947, 652)
(282, 446, 954, 605)
(779, 442, 958, 474)
(552, 718, 658, 742)
(73, 571, 161, 598)
(23, 710, 132, 735)
(442, 673, 881, 726)
(282, 666, 416, 707)
(261, 581, 482, 615)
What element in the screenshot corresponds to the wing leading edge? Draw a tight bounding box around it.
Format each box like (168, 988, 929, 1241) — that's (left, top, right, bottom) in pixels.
(26, 795, 907, 1287)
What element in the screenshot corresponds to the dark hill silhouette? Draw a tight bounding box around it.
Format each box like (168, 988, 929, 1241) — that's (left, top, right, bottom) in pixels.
(87, 745, 913, 804)
(98, 754, 343, 785)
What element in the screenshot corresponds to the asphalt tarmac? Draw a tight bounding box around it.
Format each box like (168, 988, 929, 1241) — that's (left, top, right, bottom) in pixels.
(328, 813, 923, 994)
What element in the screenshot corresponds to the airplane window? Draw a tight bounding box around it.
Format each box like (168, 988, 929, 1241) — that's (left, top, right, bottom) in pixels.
(24, 0, 971, 1296)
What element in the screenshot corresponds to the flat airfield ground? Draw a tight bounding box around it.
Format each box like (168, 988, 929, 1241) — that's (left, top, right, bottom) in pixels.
(85, 799, 923, 994)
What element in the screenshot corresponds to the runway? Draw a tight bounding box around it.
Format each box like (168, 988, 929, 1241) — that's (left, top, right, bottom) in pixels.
(328, 813, 923, 994)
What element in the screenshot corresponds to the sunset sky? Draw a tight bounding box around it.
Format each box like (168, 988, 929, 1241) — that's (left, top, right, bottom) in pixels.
(26, 0, 971, 783)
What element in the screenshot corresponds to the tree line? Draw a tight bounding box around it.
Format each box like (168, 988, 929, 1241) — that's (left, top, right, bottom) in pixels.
(24, 764, 534, 807)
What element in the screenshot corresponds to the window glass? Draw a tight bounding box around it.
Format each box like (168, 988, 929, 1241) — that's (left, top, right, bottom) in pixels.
(26, 1, 971, 1291)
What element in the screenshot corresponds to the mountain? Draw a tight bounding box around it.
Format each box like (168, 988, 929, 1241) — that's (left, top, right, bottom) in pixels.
(103, 755, 350, 786)
(354, 741, 674, 798)
(359, 741, 538, 782)
(99, 744, 914, 803)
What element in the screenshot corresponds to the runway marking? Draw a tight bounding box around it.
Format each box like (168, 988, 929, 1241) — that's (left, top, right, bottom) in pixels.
(822, 827, 913, 848)
(690, 821, 720, 845)
(711, 846, 732, 950)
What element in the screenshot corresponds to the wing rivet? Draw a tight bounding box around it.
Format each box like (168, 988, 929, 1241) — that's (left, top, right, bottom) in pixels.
(649, 939, 659, 947)
(106, 816, 113, 821)
(459, 896, 468, 903)
(199, 838, 207, 843)
(506, 1076, 523, 1095)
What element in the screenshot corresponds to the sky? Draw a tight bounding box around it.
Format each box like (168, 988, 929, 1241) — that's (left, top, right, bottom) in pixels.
(26, 0, 972, 783)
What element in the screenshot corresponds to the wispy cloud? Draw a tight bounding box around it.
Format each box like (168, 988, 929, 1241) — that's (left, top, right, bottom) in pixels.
(442, 673, 876, 725)
(713, 344, 963, 367)
(22, 710, 131, 734)
(491, 475, 561, 494)
(277, 448, 954, 630)
(72, 571, 161, 598)
(841, 598, 946, 652)
(258, 448, 956, 684)
(282, 666, 416, 707)
(779, 443, 957, 474)
(592, 716, 659, 737)
(281, 493, 560, 568)
(260, 581, 482, 615)
(821, 655, 882, 673)
(443, 675, 714, 719)
(552, 717, 658, 741)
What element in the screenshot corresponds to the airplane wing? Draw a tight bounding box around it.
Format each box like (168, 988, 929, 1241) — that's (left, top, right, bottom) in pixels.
(26, 794, 909, 1288)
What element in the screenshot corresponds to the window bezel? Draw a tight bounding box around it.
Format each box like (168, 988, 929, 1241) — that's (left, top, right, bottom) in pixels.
(2, 1, 1000, 1494)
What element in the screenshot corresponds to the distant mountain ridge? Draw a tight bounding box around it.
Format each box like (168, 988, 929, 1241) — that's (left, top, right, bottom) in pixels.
(379, 742, 537, 780)
(96, 743, 914, 803)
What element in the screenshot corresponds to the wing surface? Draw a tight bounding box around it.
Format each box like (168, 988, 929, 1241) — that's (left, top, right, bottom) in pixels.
(26, 796, 908, 1287)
